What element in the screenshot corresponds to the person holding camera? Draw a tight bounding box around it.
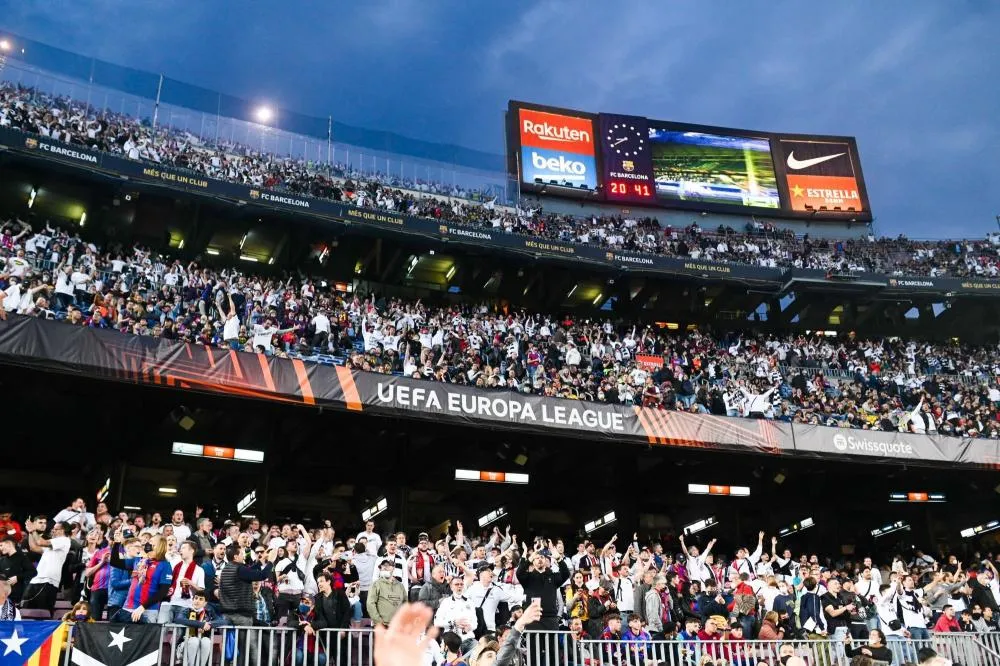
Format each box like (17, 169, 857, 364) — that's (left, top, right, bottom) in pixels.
(514, 545, 570, 631)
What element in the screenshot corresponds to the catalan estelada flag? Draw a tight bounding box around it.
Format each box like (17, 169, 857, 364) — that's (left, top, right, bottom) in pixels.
(0, 621, 67, 666)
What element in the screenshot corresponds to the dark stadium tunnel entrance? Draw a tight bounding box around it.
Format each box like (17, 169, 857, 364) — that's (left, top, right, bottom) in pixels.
(2, 363, 997, 561)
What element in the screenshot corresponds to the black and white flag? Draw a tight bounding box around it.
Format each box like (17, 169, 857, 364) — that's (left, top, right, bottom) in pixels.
(70, 624, 161, 666)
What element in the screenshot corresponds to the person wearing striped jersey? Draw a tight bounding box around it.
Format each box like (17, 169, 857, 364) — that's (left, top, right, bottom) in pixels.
(109, 531, 173, 623)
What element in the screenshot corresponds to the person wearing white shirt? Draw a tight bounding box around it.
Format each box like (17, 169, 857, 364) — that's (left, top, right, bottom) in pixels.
(680, 535, 715, 583)
(274, 540, 307, 617)
(52, 498, 96, 532)
(610, 563, 635, 618)
(728, 532, 765, 580)
(898, 576, 930, 640)
(3, 276, 22, 313)
(357, 522, 382, 556)
(169, 510, 192, 542)
(159, 541, 206, 623)
(860, 558, 883, 588)
(876, 580, 905, 638)
(311, 311, 331, 348)
(23, 519, 71, 611)
(222, 301, 241, 349)
(855, 568, 881, 633)
(434, 577, 479, 641)
(464, 567, 513, 633)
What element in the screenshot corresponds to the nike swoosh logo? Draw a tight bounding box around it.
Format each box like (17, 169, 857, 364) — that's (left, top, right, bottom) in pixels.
(786, 151, 846, 170)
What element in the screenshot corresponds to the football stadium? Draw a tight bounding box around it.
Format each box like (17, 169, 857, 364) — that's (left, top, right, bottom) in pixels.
(1, 17, 1000, 666)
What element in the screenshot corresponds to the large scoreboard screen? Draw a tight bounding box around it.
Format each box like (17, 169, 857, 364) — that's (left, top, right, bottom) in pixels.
(509, 101, 871, 221)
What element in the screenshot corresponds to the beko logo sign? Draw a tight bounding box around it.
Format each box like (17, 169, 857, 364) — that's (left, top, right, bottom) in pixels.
(832, 433, 913, 457)
(531, 152, 587, 176)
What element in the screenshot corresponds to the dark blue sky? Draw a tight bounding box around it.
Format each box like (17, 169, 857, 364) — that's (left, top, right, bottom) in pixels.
(4, 1, 999, 238)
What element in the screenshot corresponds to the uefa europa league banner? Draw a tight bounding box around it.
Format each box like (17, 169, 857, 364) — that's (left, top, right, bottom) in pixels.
(0, 314, 995, 467)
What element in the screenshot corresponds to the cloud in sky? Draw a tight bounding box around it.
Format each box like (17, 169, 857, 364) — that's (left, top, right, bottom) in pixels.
(2, 0, 999, 237)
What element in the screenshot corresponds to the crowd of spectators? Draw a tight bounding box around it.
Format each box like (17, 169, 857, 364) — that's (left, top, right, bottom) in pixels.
(2, 212, 1000, 440)
(4, 81, 1000, 279)
(1, 501, 997, 666)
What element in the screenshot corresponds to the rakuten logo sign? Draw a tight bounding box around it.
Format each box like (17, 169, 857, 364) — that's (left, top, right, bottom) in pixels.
(832, 433, 913, 457)
(518, 108, 596, 157)
(522, 120, 591, 146)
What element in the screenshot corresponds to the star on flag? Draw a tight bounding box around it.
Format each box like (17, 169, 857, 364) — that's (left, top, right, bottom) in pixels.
(1, 628, 28, 656)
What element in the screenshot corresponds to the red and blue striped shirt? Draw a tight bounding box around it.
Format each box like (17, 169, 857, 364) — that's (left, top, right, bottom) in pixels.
(123, 556, 173, 610)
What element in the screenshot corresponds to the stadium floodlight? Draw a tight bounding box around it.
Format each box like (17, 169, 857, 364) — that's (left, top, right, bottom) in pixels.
(79, 212, 87, 227)
(778, 517, 815, 537)
(27, 188, 36, 209)
(0, 40, 10, 52)
(683, 516, 718, 536)
(871, 520, 910, 538)
(478, 507, 507, 528)
(255, 106, 273, 124)
(960, 520, 999, 539)
(688, 484, 750, 497)
(889, 492, 946, 503)
(361, 498, 388, 522)
(123, 506, 142, 512)
(206, 248, 220, 255)
(584, 511, 617, 534)
(158, 487, 177, 495)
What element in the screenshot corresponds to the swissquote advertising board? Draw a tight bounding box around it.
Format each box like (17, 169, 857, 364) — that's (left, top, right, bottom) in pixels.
(0, 314, 996, 469)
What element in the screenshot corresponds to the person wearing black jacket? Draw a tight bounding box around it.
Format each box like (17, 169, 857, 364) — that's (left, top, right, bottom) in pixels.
(220, 544, 276, 666)
(969, 571, 999, 614)
(308, 572, 352, 666)
(696, 582, 729, 621)
(515, 549, 570, 630)
(0, 536, 33, 602)
(844, 628, 893, 663)
(310, 572, 352, 630)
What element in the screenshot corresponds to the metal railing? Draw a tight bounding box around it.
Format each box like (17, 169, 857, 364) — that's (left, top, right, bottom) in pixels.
(520, 630, 1000, 666)
(43, 623, 1000, 666)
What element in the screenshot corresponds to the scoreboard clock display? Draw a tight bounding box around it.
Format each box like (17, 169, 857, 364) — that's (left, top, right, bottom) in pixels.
(598, 114, 655, 203)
